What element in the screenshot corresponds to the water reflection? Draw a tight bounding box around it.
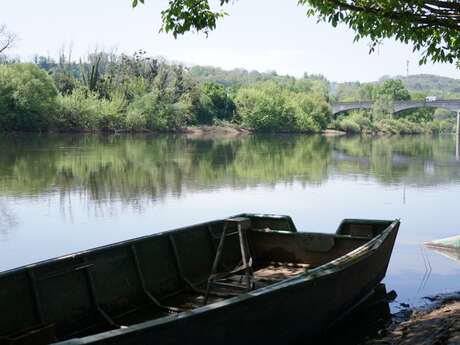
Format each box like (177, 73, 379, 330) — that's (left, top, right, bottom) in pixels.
(1, 133, 460, 305)
(0, 201, 17, 236)
(1, 134, 460, 203)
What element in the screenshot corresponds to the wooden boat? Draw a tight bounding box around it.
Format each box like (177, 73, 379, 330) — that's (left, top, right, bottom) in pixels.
(0, 214, 400, 345)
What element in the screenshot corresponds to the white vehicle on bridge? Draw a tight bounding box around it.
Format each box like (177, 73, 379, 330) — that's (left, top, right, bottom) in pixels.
(426, 96, 437, 102)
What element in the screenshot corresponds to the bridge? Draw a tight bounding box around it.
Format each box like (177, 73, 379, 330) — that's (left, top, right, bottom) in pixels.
(331, 99, 460, 159)
(331, 99, 460, 116)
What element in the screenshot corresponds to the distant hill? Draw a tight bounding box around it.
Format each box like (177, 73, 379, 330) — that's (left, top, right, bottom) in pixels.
(188, 65, 460, 99)
(380, 74, 460, 97)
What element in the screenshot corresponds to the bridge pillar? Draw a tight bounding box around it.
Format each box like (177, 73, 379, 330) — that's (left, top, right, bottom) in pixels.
(457, 111, 460, 136)
(457, 111, 460, 159)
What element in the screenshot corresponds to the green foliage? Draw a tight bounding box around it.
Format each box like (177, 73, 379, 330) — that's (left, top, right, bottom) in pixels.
(57, 89, 128, 131)
(394, 74, 460, 98)
(433, 108, 455, 120)
(56, 88, 100, 130)
(133, 0, 228, 38)
(289, 93, 330, 132)
(334, 75, 460, 103)
(235, 82, 330, 132)
(0, 64, 58, 131)
(373, 80, 410, 101)
(81, 55, 102, 93)
(98, 92, 128, 131)
(127, 93, 188, 131)
(339, 118, 361, 134)
(1, 51, 456, 134)
(429, 119, 456, 134)
(53, 70, 77, 95)
(303, 1, 460, 65)
(375, 118, 426, 135)
(199, 82, 235, 124)
(399, 108, 434, 123)
(335, 111, 373, 134)
(372, 94, 394, 121)
(235, 83, 295, 131)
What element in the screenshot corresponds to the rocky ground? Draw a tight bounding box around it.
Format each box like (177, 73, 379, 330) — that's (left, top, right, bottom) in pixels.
(366, 293, 460, 345)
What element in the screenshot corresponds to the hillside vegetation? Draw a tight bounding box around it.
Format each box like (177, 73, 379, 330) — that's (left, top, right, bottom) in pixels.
(0, 52, 457, 135)
(389, 74, 460, 98)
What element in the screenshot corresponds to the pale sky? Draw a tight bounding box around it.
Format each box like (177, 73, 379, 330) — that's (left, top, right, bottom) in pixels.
(3, 0, 460, 82)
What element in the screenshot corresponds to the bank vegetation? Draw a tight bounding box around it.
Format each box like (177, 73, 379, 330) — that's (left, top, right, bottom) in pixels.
(0, 51, 457, 134)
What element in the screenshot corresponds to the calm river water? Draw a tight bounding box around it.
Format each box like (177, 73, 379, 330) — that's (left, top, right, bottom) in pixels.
(1, 133, 460, 308)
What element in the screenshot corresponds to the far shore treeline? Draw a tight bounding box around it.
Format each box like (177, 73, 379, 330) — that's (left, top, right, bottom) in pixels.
(0, 51, 457, 134)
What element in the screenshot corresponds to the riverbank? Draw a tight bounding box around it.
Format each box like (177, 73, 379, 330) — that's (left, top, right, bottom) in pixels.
(0, 125, 348, 137)
(3, 124, 457, 138)
(2, 61, 458, 136)
(184, 125, 348, 138)
(368, 293, 460, 345)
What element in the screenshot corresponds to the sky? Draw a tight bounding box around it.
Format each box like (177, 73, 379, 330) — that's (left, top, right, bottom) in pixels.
(2, 0, 460, 82)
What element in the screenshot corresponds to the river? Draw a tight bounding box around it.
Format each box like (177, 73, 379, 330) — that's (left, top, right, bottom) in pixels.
(0, 133, 459, 308)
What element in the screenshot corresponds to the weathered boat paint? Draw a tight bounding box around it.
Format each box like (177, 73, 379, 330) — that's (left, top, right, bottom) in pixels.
(0, 214, 399, 345)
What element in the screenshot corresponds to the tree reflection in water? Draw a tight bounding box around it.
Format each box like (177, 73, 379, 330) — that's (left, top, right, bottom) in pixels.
(0, 133, 459, 207)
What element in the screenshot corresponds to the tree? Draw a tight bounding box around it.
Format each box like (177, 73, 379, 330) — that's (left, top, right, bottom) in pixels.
(235, 82, 296, 131)
(372, 94, 394, 121)
(0, 24, 16, 55)
(0, 64, 58, 130)
(199, 82, 235, 123)
(373, 80, 411, 101)
(132, 0, 460, 65)
(303, 0, 460, 65)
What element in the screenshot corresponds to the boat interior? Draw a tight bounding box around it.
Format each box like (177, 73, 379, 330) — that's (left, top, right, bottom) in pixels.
(0, 214, 393, 345)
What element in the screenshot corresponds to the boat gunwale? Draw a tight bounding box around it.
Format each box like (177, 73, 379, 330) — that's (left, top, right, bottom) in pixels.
(53, 218, 400, 345)
(251, 219, 399, 294)
(0, 213, 297, 278)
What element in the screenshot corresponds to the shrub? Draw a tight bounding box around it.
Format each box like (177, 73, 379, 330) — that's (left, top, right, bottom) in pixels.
(57, 89, 128, 132)
(53, 70, 77, 95)
(126, 111, 147, 131)
(290, 93, 330, 132)
(127, 94, 188, 131)
(340, 118, 361, 133)
(0, 64, 58, 131)
(429, 119, 455, 134)
(56, 88, 100, 130)
(375, 118, 425, 134)
(198, 82, 235, 124)
(336, 111, 373, 134)
(98, 92, 128, 131)
(235, 83, 296, 131)
(235, 82, 331, 132)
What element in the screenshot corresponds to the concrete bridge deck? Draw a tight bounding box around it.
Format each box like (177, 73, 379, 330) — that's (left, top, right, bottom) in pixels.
(331, 99, 460, 115)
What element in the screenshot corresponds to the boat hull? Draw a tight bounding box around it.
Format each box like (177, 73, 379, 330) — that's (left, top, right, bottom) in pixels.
(57, 219, 399, 345)
(0, 215, 399, 345)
